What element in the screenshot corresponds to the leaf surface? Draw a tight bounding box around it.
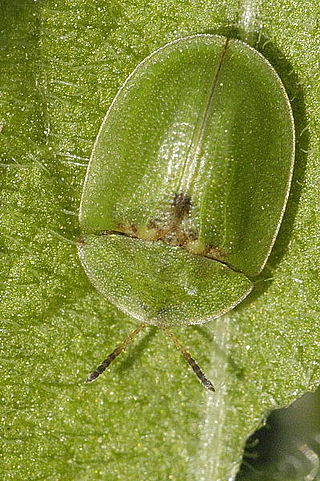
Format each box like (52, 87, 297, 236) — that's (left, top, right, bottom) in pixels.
(1, 1, 319, 480)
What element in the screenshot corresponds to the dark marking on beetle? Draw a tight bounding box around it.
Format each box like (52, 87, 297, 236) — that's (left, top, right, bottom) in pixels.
(97, 192, 227, 263)
(172, 193, 192, 221)
(76, 236, 86, 247)
(206, 245, 226, 261)
(116, 223, 138, 236)
(151, 192, 191, 236)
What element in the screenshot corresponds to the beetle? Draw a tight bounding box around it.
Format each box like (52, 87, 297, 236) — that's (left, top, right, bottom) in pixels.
(77, 34, 295, 391)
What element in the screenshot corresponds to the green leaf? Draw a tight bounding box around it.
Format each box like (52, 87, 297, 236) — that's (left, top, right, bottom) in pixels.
(1, 1, 319, 480)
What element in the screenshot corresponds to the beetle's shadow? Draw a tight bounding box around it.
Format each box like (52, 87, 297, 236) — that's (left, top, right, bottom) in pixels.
(116, 326, 157, 373)
(193, 325, 245, 380)
(203, 25, 309, 305)
(116, 323, 245, 379)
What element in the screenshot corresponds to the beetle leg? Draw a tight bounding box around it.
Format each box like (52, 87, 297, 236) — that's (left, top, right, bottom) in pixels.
(160, 325, 215, 392)
(86, 323, 146, 383)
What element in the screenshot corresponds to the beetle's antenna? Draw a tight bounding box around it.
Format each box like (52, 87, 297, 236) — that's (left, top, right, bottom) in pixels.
(86, 323, 146, 383)
(160, 325, 215, 392)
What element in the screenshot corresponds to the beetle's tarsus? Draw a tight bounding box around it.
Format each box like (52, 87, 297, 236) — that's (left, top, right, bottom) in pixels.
(187, 355, 216, 392)
(85, 323, 146, 383)
(86, 372, 99, 383)
(160, 325, 215, 392)
(85, 322, 215, 392)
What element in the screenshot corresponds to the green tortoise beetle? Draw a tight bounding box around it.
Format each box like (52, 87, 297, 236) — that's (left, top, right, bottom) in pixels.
(78, 34, 295, 391)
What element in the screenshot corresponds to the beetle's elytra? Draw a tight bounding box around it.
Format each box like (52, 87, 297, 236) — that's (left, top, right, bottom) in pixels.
(78, 35, 295, 390)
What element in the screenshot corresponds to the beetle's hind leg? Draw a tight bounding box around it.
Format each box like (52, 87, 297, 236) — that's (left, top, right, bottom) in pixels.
(86, 323, 146, 383)
(160, 325, 215, 392)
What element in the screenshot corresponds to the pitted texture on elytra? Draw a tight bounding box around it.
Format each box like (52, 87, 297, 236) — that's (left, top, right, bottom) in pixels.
(80, 34, 294, 277)
(78, 234, 253, 326)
